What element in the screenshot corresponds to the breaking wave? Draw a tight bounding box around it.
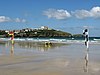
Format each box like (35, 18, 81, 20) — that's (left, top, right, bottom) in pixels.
(0, 37, 100, 44)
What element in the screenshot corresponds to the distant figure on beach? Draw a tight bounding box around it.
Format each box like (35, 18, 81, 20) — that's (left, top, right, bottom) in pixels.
(8, 31, 14, 45)
(45, 42, 52, 46)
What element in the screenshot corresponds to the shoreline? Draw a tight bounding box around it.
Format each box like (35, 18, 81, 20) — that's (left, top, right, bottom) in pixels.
(0, 37, 100, 45)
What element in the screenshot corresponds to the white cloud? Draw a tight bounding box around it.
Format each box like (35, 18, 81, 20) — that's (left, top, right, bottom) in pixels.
(15, 18, 21, 22)
(0, 16, 11, 22)
(22, 19, 26, 23)
(72, 6, 100, 19)
(0, 16, 27, 23)
(43, 9, 71, 20)
(43, 7, 100, 19)
(72, 10, 91, 19)
(15, 18, 26, 23)
(90, 6, 100, 18)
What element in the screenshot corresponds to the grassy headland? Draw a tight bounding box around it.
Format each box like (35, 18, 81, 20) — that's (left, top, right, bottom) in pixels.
(0, 26, 83, 38)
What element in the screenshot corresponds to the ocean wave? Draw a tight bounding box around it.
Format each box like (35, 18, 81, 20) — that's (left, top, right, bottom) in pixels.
(94, 38, 100, 41)
(0, 38, 100, 44)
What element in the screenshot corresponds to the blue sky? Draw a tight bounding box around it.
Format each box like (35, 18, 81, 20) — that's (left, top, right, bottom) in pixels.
(0, 0, 100, 37)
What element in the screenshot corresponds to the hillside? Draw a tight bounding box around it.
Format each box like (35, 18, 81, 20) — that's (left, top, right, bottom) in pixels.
(14, 29, 72, 38)
(0, 28, 72, 38)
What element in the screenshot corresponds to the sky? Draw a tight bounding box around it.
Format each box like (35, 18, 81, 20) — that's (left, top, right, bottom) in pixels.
(0, 0, 100, 37)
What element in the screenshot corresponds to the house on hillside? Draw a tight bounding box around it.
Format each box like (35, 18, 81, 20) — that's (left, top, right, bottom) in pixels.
(40, 26, 48, 30)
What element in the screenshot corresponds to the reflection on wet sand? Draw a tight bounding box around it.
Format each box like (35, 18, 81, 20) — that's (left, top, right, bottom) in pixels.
(84, 49, 89, 72)
(0, 42, 6, 55)
(0, 41, 14, 56)
(0, 41, 100, 75)
(10, 44, 14, 56)
(16, 41, 68, 52)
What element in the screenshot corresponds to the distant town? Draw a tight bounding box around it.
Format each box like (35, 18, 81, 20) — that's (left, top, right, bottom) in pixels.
(0, 26, 83, 38)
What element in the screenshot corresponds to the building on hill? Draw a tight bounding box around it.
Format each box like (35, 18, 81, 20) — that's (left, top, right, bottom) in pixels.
(40, 26, 49, 30)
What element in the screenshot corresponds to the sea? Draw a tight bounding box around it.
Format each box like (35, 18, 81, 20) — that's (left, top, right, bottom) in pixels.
(0, 37, 100, 44)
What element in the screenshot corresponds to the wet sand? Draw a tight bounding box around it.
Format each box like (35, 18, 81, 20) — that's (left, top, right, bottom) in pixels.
(0, 41, 100, 75)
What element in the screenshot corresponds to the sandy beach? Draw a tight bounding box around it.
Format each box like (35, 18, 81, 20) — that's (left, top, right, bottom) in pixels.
(0, 0, 100, 75)
(0, 41, 100, 75)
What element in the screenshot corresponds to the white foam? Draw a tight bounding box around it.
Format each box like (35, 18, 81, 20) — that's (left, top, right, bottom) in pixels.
(94, 38, 100, 41)
(0, 38, 100, 44)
